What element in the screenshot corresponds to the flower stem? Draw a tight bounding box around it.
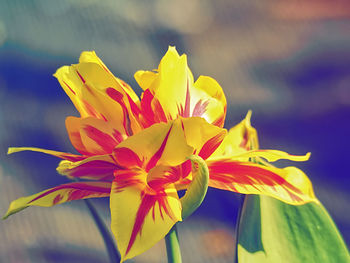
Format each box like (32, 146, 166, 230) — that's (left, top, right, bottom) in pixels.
(233, 194, 246, 263)
(83, 199, 121, 263)
(165, 224, 182, 263)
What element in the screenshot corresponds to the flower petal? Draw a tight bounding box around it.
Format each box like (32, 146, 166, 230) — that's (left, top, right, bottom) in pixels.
(181, 117, 227, 160)
(56, 154, 118, 181)
(65, 116, 90, 155)
(207, 159, 317, 205)
(79, 117, 124, 155)
(136, 47, 226, 127)
(211, 110, 258, 158)
(8, 147, 84, 162)
(54, 52, 141, 135)
(227, 149, 311, 163)
(78, 51, 140, 104)
(3, 181, 111, 219)
(114, 119, 193, 170)
(191, 76, 226, 127)
(110, 176, 182, 262)
(137, 46, 193, 120)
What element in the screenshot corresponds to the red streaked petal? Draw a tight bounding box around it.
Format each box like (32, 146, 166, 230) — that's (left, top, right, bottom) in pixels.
(115, 120, 193, 170)
(65, 116, 90, 155)
(3, 181, 111, 219)
(80, 117, 123, 155)
(207, 159, 317, 205)
(110, 179, 182, 262)
(181, 117, 227, 158)
(113, 147, 143, 168)
(57, 154, 118, 181)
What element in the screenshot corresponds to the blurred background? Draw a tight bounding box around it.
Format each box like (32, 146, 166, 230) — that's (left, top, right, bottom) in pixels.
(0, 0, 349, 262)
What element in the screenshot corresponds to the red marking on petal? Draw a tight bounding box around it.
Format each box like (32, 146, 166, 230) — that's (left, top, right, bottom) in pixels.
(63, 160, 118, 180)
(212, 113, 225, 128)
(113, 170, 144, 192)
(76, 70, 86, 83)
(145, 125, 172, 172)
(106, 88, 133, 136)
(178, 83, 191, 118)
(30, 182, 111, 203)
(83, 125, 118, 153)
(183, 81, 191, 117)
(141, 89, 168, 127)
(208, 160, 303, 197)
(113, 147, 143, 168)
(82, 100, 99, 118)
(192, 100, 210, 117)
(53, 194, 63, 205)
(198, 132, 225, 160)
(140, 90, 156, 127)
(148, 167, 179, 192)
(59, 154, 86, 162)
(126, 93, 141, 116)
(106, 88, 124, 103)
(112, 129, 124, 143)
(63, 81, 76, 95)
(125, 191, 177, 256)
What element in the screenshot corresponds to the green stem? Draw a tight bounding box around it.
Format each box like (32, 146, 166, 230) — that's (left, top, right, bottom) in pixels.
(83, 199, 121, 263)
(233, 194, 246, 263)
(165, 224, 182, 263)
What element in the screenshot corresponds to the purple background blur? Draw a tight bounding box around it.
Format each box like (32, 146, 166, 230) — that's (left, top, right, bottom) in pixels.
(0, 1, 349, 262)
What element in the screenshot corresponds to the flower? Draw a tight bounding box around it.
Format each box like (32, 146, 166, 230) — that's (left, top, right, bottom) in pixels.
(5, 47, 317, 262)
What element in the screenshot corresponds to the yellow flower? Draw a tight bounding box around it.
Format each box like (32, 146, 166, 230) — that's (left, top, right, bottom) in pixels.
(4, 47, 316, 262)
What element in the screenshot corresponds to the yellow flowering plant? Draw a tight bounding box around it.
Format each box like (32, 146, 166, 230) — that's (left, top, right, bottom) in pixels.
(4, 47, 347, 263)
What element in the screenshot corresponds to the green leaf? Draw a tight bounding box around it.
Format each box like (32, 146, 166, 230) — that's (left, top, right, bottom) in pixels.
(236, 195, 350, 263)
(180, 155, 209, 220)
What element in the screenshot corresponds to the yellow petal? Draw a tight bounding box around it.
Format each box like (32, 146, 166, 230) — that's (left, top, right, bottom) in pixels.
(8, 147, 84, 162)
(228, 149, 311, 163)
(110, 177, 182, 262)
(191, 76, 226, 127)
(114, 119, 193, 170)
(54, 51, 141, 135)
(65, 116, 90, 155)
(136, 47, 226, 127)
(134, 70, 158, 91)
(211, 110, 258, 158)
(79, 51, 140, 104)
(138, 46, 193, 120)
(3, 181, 111, 219)
(79, 117, 124, 155)
(207, 159, 317, 205)
(181, 117, 227, 160)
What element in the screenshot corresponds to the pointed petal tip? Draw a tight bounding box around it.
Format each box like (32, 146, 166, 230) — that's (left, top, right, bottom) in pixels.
(245, 110, 253, 123)
(8, 147, 19, 155)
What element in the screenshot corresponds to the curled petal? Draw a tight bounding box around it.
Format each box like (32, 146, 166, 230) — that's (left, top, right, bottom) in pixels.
(57, 154, 118, 181)
(181, 117, 227, 160)
(212, 110, 258, 158)
(8, 147, 84, 162)
(110, 178, 182, 262)
(191, 76, 226, 127)
(207, 159, 317, 205)
(3, 181, 111, 219)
